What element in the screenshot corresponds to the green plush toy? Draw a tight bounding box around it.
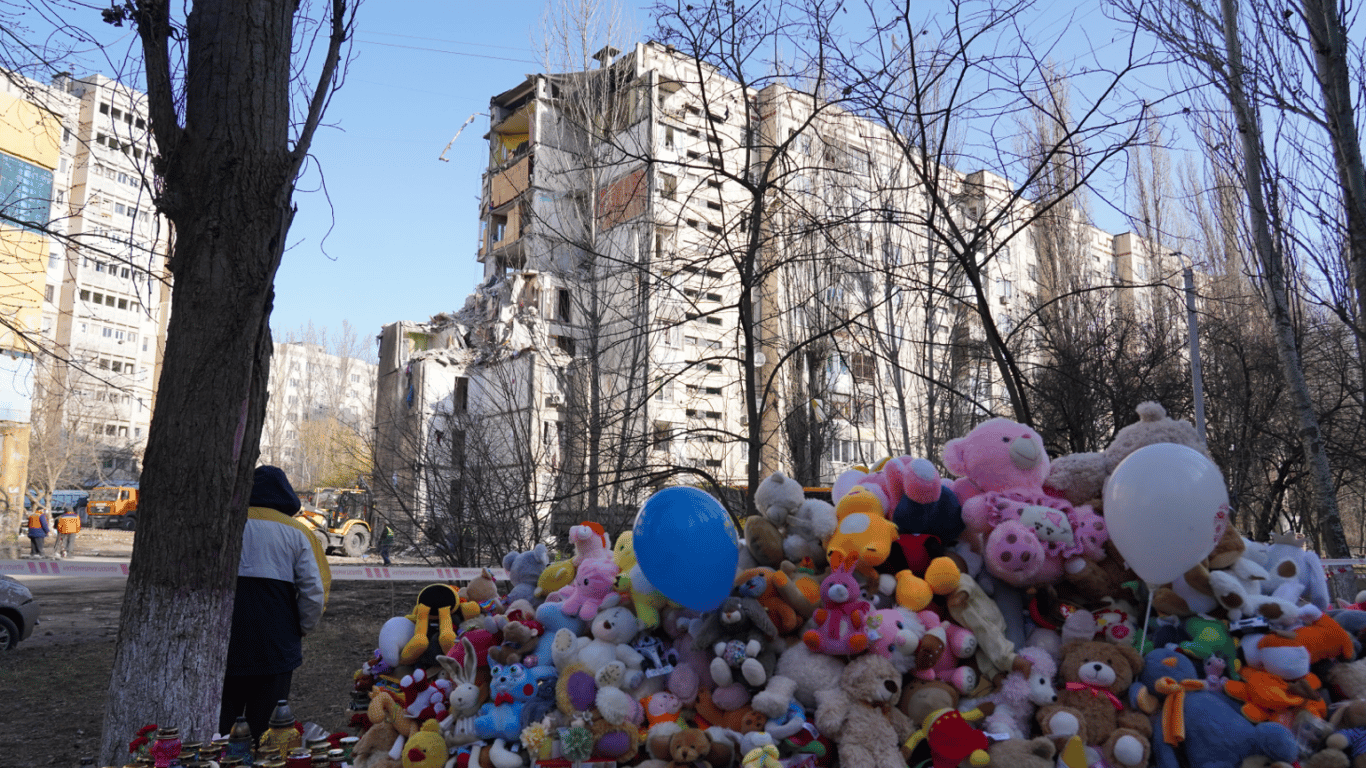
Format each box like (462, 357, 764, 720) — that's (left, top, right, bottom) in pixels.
(1180, 616, 1240, 680)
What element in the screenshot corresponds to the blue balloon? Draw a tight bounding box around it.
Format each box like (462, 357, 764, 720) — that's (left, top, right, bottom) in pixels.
(633, 486, 739, 612)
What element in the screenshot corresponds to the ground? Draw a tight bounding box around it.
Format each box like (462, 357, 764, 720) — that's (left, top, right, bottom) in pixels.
(0, 529, 412, 767)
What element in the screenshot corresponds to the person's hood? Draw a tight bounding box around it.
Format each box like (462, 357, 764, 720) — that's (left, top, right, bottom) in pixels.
(250, 465, 301, 515)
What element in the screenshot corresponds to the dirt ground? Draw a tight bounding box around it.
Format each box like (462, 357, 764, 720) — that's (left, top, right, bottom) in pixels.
(0, 529, 419, 767)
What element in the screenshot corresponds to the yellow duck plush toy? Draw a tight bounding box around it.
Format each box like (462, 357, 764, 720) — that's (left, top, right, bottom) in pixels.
(401, 720, 448, 768)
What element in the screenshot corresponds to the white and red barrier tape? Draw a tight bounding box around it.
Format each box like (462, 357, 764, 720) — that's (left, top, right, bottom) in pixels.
(0, 559, 507, 582)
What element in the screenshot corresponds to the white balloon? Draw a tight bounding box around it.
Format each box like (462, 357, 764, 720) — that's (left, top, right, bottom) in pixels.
(1103, 443, 1230, 585)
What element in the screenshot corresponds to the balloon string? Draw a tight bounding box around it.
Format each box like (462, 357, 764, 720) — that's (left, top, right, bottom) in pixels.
(1141, 586, 1154, 651)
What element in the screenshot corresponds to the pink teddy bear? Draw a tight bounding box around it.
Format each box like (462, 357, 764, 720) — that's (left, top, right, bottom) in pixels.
(554, 557, 620, 620)
(912, 609, 978, 693)
(942, 418, 1108, 588)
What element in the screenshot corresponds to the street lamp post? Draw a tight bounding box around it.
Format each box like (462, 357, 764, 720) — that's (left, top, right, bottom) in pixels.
(1176, 252, 1207, 443)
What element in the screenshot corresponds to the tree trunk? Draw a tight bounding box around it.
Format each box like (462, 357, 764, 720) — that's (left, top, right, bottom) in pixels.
(1300, 0, 1366, 388)
(99, 0, 344, 762)
(1217, 0, 1349, 557)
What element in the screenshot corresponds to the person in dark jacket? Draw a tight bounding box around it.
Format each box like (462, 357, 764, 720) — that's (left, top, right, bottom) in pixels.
(218, 466, 331, 741)
(25, 507, 50, 558)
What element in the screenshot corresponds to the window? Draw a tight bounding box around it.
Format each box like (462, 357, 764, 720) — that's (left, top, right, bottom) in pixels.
(49, 252, 59, 268)
(106, 295, 116, 307)
(44, 285, 54, 302)
(658, 322, 680, 348)
(102, 327, 113, 338)
(351, 374, 361, 383)
(121, 268, 130, 278)
(118, 299, 127, 310)
(705, 363, 722, 372)
(95, 262, 105, 273)
(555, 335, 576, 356)
(660, 173, 677, 201)
(654, 378, 673, 402)
(80, 290, 90, 301)
(557, 289, 572, 322)
(454, 377, 469, 412)
(99, 103, 110, 115)
(705, 316, 722, 326)
(664, 125, 675, 149)
(850, 353, 876, 383)
(652, 422, 673, 451)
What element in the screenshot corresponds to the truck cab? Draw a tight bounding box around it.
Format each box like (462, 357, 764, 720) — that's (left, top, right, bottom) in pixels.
(88, 486, 140, 530)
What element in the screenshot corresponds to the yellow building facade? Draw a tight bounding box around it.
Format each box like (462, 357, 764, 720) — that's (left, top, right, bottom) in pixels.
(0, 85, 68, 522)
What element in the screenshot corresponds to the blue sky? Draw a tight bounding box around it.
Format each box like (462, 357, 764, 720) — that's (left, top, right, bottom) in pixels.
(22, 0, 1158, 355)
(280, 2, 646, 351)
(20, 1, 647, 355)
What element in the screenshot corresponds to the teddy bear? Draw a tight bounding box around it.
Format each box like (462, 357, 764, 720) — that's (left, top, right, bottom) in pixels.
(486, 618, 541, 668)
(986, 736, 1056, 768)
(1134, 647, 1298, 768)
(553, 556, 620, 621)
(1044, 401, 1209, 507)
(611, 530, 671, 629)
(814, 653, 916, 768)
(398, 583, 462, 666)
(637, 724, 734, 768)
(755, 470, 834, 570)
(458, 567, 504, 619)
(942, 417, 1108, 589)
(1036, 638, 1152, 768)
(742, 514, 786, 569)
(911, 609, 979, 694)
(693, 594, 780, 688)
(733, 566, 813, 636)
(501, 543, 550, 604)
(1249, 530, 1333, 610)
(551, 602, 646, 690)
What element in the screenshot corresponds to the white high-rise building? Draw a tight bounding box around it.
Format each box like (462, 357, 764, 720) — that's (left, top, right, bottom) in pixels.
(34, 73, 172, 483)
(373, 43, 1168, 546)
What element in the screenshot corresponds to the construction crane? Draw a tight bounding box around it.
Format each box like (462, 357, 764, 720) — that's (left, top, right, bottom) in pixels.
(438, 113, 480, 162)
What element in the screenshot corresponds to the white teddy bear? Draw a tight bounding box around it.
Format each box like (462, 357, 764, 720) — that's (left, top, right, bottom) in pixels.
(755, 470, 836, 570)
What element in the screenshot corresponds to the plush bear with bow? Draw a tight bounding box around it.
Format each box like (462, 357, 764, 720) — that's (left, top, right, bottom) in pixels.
(1036, 638, 1151, 768)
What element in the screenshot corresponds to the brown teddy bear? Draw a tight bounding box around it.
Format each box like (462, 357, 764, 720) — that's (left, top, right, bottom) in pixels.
(1036, 639, 1152, 768)
(988, 735, 1057, 767)
(639, 724, 733, 768)
(815, 653, 916, 768)
(1045, 401, 1209, 508)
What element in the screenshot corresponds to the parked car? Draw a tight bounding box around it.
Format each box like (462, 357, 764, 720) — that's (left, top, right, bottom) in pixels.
(0, 575, 40, 650)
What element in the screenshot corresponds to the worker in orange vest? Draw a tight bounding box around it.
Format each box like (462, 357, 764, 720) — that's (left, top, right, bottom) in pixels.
(55, 507, 81, 558)
(25, 507, 50, 558)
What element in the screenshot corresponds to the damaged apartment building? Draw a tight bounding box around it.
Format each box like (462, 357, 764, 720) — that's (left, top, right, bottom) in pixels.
(374, 42, 1168, 549)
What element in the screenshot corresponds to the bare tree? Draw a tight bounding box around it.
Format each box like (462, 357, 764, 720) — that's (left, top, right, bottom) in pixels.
(70, 0, 358, 761)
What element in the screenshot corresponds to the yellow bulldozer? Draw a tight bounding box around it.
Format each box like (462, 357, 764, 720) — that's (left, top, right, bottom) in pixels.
(294, 487, 373, 557)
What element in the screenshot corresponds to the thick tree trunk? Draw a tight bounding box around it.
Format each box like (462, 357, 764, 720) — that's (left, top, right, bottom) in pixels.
(98, 0, 343, 762)
(1301, 0, 1366, 386)
(1218, 0, 1350, 558)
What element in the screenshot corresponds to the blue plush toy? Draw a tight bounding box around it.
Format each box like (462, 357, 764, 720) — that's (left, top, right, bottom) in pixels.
(1133, 647, 1297, 768)
(533, 600, 584, 669)
(503, 544, 551, 605)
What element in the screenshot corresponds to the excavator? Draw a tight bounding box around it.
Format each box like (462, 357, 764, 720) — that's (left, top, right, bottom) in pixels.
(294, 486, 373, 557)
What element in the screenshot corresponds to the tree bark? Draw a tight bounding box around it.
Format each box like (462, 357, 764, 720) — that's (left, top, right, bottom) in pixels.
(1217, 0, 1350, 558)
(99, 1, 347, 763)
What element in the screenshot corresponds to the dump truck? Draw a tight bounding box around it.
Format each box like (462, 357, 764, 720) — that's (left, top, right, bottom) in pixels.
(87, 485, 139, 530)
(294, 487, 373, 557)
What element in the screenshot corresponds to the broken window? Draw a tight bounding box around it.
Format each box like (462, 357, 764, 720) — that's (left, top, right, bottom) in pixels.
(660, 173, 677, 201)
(557, 289, 572, 322)
(652, 421, 673, 451)
(454, 377, 469, 413)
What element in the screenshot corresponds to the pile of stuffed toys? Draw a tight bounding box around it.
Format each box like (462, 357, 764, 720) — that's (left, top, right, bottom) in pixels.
(346, 402, 1366, 768)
